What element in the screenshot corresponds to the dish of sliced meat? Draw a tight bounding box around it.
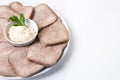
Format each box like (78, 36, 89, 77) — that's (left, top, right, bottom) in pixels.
(0, 1, 70, 79)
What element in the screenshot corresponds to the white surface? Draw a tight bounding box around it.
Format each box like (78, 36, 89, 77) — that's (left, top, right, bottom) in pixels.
(0, 0, 120, 80)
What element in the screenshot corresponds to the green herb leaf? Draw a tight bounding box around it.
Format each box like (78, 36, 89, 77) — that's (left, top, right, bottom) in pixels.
(9, 13, 27, 27)
(20, 14, 25, 23)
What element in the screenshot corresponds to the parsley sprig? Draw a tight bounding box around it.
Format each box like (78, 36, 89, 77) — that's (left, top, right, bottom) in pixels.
(9, 14, 28, 27)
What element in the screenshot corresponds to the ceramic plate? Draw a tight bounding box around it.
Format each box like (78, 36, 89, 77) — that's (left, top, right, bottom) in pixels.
(0, 4, 70, 80)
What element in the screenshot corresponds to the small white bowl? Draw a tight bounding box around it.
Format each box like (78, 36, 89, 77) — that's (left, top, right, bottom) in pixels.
(4, 19, 38, 47)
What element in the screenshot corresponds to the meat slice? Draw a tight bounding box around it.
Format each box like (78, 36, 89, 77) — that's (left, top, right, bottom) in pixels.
(0, 42, 16, 76)
(27, 42, 67, 67)
(9, 1, 33, 19)
(9, 47, 44, 77)
(33, 4, 57, 30)
(0, 5, 19, 18)
(0, 17, 9, 42)
(38, 18, 69, 46)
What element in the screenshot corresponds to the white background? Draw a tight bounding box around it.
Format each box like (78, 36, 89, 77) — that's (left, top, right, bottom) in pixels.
(0, 0, 120, 80)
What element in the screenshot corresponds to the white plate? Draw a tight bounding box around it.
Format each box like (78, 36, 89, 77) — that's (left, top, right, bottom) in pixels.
(0, 5, 70, 80)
